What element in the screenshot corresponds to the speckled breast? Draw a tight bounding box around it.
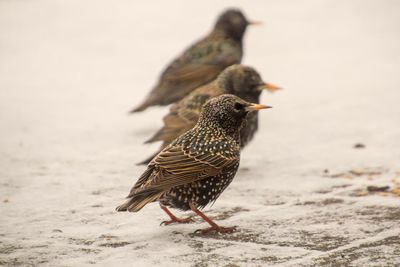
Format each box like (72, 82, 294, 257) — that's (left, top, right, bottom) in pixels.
(162, 162, 240, 211)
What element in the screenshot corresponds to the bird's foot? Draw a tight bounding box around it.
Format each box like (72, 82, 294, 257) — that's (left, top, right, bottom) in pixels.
(194, 225, 237, 235)
(160, 217, 193, 226)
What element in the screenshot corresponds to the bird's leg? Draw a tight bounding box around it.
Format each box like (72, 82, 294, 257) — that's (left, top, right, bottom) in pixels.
(159, 203, 193, 226)
(190, 204, 237, 235)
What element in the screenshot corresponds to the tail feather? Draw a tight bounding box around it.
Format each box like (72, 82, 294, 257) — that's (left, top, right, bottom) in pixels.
(129, 93, 159, 113)
(144, 128, 165, 144)
(116, 190, 163, 212)
(129, 101, 151, 113)
(144, 113, 181, 143)
(136, 150, 160, 166)
(130, 87, 174, 113)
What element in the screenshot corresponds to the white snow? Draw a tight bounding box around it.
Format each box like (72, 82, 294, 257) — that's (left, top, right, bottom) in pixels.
(1, 0, 400, 266)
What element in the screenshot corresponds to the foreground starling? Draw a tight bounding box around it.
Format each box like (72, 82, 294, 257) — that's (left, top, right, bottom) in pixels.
(117, 94, 271, 234)
(138, 64, 280, 164)
(130, 9, 261, 113)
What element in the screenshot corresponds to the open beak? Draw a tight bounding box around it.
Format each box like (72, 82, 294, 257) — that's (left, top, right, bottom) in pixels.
(246, 103, 272, 112)
(248, 20, 262, 26)
(258, 82, 282, 93)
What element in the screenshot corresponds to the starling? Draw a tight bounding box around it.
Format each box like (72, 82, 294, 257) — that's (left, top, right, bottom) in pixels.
(139, 64, 280, 164)
(130, 9, 261, 113)
(117, 94, 271, 234)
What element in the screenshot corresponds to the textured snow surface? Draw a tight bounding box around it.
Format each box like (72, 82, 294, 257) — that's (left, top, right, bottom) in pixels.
(1, 0, 400, 266)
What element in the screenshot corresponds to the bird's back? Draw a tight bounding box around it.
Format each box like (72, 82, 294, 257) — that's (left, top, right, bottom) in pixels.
(132, 31, 242, 112)
(145, 81, 222, 144)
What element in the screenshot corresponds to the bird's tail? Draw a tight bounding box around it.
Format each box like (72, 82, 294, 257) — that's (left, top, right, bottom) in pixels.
(129, 100, 151, 113)
(129, 91, 164, 113)
(144, 128, 164, 144)
(116, 189, 163, 212)
(136, 150, 160, 166)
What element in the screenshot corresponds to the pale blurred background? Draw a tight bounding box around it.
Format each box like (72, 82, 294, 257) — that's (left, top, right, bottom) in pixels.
(1, 0, 400, 160)
(1, 0, 399, 166)
(1, 1, 400, 266)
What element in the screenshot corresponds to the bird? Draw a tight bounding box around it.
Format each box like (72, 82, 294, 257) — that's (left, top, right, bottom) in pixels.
(117, 94, 271, 234)
(130, 8, 261, 113)
(138, 64, 281, 164)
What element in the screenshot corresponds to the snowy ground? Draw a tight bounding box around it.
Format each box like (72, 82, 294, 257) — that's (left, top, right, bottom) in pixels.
(1, 0, 400, 266)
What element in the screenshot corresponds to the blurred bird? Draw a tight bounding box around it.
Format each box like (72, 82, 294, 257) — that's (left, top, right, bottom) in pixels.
(139, 64, 280, 164)
(130, 9, 261, 113)
(117, 94, 271, 234)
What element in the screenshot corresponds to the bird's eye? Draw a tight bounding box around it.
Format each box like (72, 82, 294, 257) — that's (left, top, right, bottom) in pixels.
(234, 102, 244, 110)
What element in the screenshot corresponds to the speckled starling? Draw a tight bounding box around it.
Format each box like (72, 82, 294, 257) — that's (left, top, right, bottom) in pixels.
(138, 64, 280, 164)
(117, 94, 271, 234)
(130, 9, 261, 113)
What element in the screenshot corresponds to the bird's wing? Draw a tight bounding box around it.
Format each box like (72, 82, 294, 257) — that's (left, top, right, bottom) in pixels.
(160, 92, 212, 139)
(162, 64, 222, 84)
(117, 138, 238, 212)
(145, 84, 217, 144)
(175, 93, 212, 123)
(161, 38, 241, 84)
(130, 165, 158, 193)
(137, 142, 238, 194)
(132, 37, 241, 110)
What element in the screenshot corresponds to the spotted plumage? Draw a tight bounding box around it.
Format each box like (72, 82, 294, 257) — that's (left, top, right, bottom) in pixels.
(139, 64, 280, 164)
(117, 94, 271, 234)
(130, 9, 259, 113)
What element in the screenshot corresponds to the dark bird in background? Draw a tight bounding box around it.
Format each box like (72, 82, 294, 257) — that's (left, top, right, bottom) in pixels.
(130, 9, 261, 113)
(138, 64, 281, 164)
(117, 94, 271, 234)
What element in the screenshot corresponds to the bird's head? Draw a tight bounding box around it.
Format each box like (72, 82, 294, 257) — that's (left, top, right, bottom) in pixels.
(214, 9, 260, 40)
(218, 64, 282, 100)
(199, 94, 271, 134)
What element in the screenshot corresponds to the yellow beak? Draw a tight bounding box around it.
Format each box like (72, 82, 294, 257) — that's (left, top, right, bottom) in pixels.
(246, 103, 272, 112)
(258, 83, 282, 93)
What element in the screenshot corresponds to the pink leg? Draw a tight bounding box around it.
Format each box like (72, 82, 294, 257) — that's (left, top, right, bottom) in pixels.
(160, 203, 193, 226)
(190, 203, 237, 234)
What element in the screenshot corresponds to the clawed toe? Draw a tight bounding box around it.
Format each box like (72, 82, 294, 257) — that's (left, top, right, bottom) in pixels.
(160, 217, 193, 226)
